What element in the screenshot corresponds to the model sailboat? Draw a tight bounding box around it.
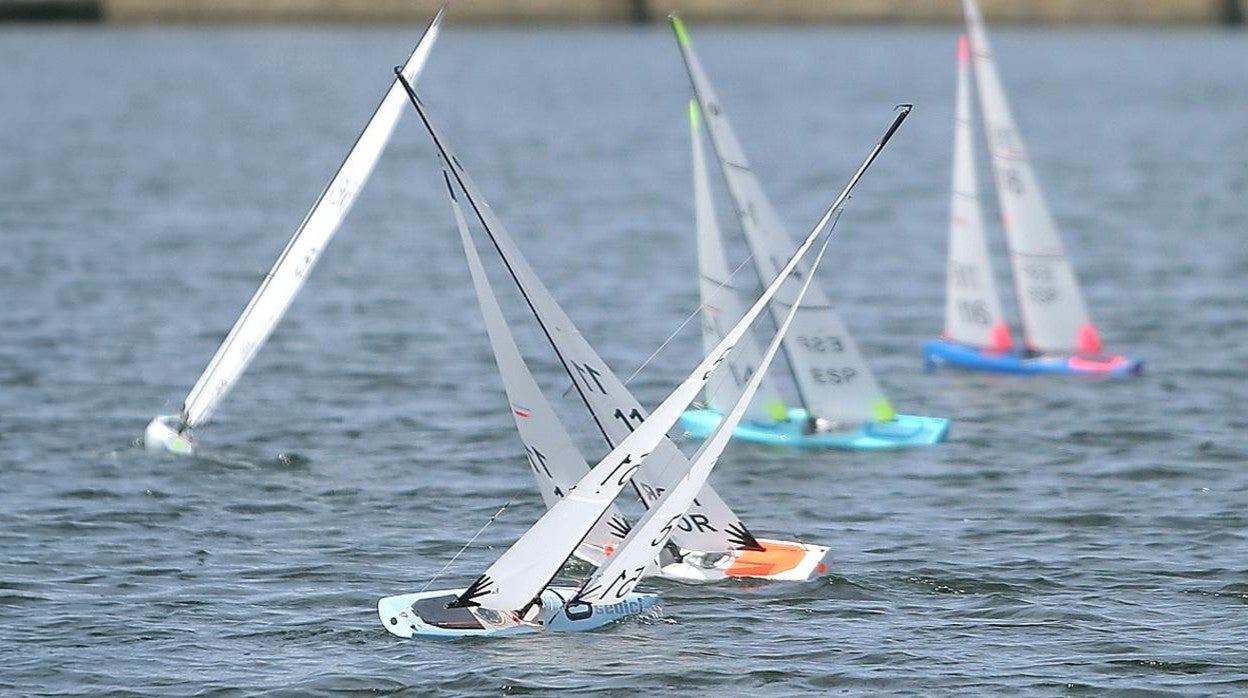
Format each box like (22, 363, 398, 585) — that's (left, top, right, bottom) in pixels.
(671, 16, 950, 449)
(452, 141, 829, 583)
(142, 8, 447, 455)
(378, 74, 911, 638)
(923, 0, 1142, 376)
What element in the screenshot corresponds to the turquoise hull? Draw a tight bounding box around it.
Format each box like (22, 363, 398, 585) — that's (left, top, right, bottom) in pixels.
(379, 586, 659, 639)
(679, 407, 949, 450)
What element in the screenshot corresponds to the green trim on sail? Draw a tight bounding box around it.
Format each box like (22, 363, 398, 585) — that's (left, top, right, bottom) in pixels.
(872, 398, 897, 423)
(672, 15, 692, 48)
(763, 397, 788, 423)
(688, 98, 700, 129)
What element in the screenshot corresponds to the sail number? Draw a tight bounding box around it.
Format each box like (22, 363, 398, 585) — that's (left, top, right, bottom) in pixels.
(796, 335, 843, 353)
(292, 246, 319, 280)
(613, 408, 644, 432)
(1003, 168, 1024, 194)
(811, 367, 857, 384)
(598, 453, 647, 488)
(951, 263, 979, 289)
(1022, 264, 1058, 304)
(584, 565, 647, 601)
(325, 175, 357, 213)
(957, 299, 992, 327)
(638, 483, 717, 534)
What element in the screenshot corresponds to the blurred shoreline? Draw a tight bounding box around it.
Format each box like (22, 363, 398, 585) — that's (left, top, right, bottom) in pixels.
(3, 0, 1245, 26)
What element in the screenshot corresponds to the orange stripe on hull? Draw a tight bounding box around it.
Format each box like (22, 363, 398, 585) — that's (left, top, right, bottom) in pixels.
(725, 541, 808, 578)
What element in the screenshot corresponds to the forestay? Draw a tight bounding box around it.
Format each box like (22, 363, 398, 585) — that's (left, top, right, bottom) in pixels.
(962, 0, 1096, 355)
(178, 7, 445, 427)
(578, 205, 839, 605)
(690, 101, 787, 422)
(672, 16, 895, 425)
(449, 175, 629, 566)
(944, 34, 1011, 350)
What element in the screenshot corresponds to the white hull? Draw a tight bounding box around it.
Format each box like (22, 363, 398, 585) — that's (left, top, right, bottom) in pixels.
(143, 415, 195, 456)
(378, 586, 660, 639)
(658, 537, 832, 583)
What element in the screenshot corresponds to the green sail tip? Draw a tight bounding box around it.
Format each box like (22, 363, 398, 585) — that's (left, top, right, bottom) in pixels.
(872, 399, 897, 423)
(688, 99, 700, 128)
(764, 397, 788, 423)
(672, 15, 691, 47)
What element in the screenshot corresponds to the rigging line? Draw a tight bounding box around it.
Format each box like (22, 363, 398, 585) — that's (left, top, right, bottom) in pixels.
(621, 252, 758, 387)
(420, 501, 512, 593)
(698, 204, 848, 414)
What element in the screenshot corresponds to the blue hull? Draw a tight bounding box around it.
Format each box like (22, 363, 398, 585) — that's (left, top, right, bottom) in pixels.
(922, 339, 1143, 377)
(679, 408, 949, 450)
(379, 587, 659, 639)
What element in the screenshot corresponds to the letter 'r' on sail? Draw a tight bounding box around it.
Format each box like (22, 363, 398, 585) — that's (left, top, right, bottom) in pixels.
(177, 7, 446, 428)
(944, 34, 1011, 351)
(962, 0, 1095, 355)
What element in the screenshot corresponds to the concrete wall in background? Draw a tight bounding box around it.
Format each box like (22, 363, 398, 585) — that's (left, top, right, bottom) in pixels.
(2, 0, 1245, 24)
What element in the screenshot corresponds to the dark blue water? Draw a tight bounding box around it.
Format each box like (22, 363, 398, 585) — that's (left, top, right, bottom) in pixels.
(2, 23, 1246, 694)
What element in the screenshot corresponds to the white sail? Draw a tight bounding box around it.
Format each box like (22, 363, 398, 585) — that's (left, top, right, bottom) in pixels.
(944, 33, 1012, 350)
(401, 76, 909, 611)
(690, 100, 788, 422)
(407, 114, 758, 556)
(672, 16, 896, 425)
(962, 0, 1101, 355)
(449, 176, 629, 566)
(578, 209, 838, 605)
(178, 7, 446, 427)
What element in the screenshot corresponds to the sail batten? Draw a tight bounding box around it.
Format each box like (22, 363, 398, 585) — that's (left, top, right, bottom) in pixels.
(178, 7, 445, 428)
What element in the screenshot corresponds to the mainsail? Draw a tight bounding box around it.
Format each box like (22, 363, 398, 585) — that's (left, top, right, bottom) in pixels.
(398, 93, 758, 556)
(944, 33, 1011, 350)
(962, 0, 1098, 355)
(448, 174, 629, 566)
(690, 100, 788, 422)
(578, 204, 840, 605)
(672, 16, 895, 425)
(177, 7, 445, 427)
(394, 72, 907, 611)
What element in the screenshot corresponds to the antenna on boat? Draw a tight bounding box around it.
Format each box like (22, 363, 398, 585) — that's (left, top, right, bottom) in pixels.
(420, 501, 511, 593)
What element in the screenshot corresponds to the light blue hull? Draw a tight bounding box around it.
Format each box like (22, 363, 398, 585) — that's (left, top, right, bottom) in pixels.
(679, 408, 949, 450)
(922, 339, 1143, 377)
(378, 587, 660, 639)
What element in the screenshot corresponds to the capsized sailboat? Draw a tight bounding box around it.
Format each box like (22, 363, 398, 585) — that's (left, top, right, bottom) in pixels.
(379, 74, 912, 639)
(922, 1, 1141, 377)
(142, 7, 447, 455)
(671, 16, 950, 449)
